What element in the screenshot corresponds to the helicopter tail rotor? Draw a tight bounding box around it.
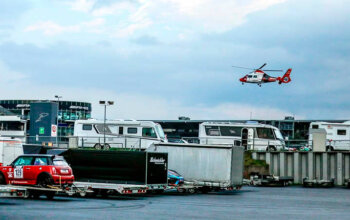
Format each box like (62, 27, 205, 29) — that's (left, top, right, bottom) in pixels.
(278, 68, 292, 84)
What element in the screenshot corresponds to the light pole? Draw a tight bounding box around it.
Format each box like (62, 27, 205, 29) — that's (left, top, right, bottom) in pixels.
(55, 95, 62, 147)
(99, 100, 114, 149)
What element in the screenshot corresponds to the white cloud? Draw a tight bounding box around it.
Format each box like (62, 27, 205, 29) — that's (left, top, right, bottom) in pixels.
(24, 18, 106, 36)
(91, 1, 135, 17)
(68, 0, 96, 13)
(24, 21, 80, 36)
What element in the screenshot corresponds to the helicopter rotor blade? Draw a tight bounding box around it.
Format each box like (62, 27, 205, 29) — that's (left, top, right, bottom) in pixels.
(261, 69, 283, 72)
(257, 63, 267, 70)
(232, 65, 255, 70)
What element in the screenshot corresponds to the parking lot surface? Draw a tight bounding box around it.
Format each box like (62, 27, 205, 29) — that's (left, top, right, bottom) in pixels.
(1, 186, 350, 220)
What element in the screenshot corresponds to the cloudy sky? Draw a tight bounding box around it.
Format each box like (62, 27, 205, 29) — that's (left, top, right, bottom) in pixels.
(0, 0, 349, 120)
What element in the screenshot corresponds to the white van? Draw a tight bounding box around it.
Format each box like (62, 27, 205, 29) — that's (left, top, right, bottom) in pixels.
(73, 119, 167, 149)
(309, 121, 350, 151)
(0, 138, 23, 166)
(199, 122, 285, 151)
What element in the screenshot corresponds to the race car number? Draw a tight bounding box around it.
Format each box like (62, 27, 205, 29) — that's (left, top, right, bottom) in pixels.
(14, 166, 23, 179)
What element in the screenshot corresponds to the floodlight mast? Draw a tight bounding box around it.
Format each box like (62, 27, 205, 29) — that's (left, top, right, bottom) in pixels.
(99, 100, 114, 149)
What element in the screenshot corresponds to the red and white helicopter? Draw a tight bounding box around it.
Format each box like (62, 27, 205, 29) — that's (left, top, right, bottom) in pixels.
(233, 63, 292, 87)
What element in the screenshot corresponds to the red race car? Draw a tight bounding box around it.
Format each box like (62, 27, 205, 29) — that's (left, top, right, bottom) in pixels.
(0, 154, 74, 187)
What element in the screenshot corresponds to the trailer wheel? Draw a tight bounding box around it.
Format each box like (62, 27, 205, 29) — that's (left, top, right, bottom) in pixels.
(188, 188, 196, 194)
(46, 192, 55, 200)
(178, 188, 185, 193)
(200, 187, 210, 194)
(94, 144, 102, 150)
(0, 173, 6, 185)
(267, 146, 277, 152)
(326, 146, 333, 152)
(104, 144, 111, 150)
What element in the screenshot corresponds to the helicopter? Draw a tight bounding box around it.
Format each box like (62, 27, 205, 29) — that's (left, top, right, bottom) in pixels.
(233, 63, 292, 87)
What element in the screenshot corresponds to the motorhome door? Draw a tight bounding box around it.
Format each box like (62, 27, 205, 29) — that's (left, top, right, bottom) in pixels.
(241, 128, 254, 150)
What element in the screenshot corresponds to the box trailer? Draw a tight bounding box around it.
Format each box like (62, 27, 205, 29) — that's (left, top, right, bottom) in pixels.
(59, 149, 168, 195)
(0, 138, 23, 166)
(147, 143, 244, 192)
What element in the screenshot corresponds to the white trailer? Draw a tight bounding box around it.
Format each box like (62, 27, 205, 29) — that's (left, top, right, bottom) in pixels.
(0, 138, 23, 166)
(147, 143, 244, 192)
(73, 119, 167, 150)
(199, 122, 285, 151)
(309, 121, 350, 151)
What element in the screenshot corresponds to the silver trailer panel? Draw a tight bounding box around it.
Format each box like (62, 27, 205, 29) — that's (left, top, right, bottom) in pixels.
(147, 143, 244, 187)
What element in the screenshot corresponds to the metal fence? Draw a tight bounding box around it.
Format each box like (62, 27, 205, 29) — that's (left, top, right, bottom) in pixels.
(252, 151, 350, 186)
(20, 135, 162, 150)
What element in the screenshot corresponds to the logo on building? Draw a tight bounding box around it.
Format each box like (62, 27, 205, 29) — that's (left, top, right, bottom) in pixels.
(35, 113, 49, 123)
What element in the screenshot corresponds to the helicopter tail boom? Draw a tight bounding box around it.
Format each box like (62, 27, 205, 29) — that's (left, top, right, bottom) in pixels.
(278, 68, 292, 84)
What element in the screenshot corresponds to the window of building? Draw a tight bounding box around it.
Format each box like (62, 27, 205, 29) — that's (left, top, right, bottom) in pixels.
(337, 129, 346, 135)
(220, 126, 242, 137)
(256, 128, 275, 139)
(142, 127, 157, 138)
(119, 127, 123, 135)
(127, 127, 138, 134)
(82, 124, 92, 131)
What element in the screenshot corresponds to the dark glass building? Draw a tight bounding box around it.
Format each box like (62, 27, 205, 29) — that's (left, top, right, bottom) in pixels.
(0, 100, 92, 137)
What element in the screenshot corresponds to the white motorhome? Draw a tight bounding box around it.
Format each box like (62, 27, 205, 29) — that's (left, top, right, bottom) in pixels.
(199, 122, 285, 151)
(0, 137, 23, 166)
(0, 116, 27, 142)
(309, 121, 350, 151)
(73, 119, 167, 149)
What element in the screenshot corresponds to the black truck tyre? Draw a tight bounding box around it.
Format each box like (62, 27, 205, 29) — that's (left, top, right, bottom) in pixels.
(37, 173, 53, 188)
(46, 191, 55, 200)
(0, 173, 6, 185)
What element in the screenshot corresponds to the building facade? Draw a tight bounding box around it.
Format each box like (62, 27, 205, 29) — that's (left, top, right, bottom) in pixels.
(0, 100, 92, 137)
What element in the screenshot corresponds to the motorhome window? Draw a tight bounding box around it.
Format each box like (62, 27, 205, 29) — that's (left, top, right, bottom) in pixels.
(256, 128, 275, 139)
(248, 75, 252, 78)
(253, 75, 257, 78)
(155, 125, 166, 139)
(119, 127, 123, 135)
(142, 127, 157, 138)
(337, 129, 346, 135)
(208, 129, 220, 136)
(82, 124, 92, 131)
(95, 124, 112, 134)
(127, 127, 138, 134)
(220, 126, 242, 137)
(273, 129, 284, 140)
(205, 126, 219, 135)
(312, 125, 319, 129)
(108, 125, 118, 134)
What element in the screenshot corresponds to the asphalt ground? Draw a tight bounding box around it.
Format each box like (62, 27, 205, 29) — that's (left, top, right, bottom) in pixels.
(1, 186, 350, 220)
